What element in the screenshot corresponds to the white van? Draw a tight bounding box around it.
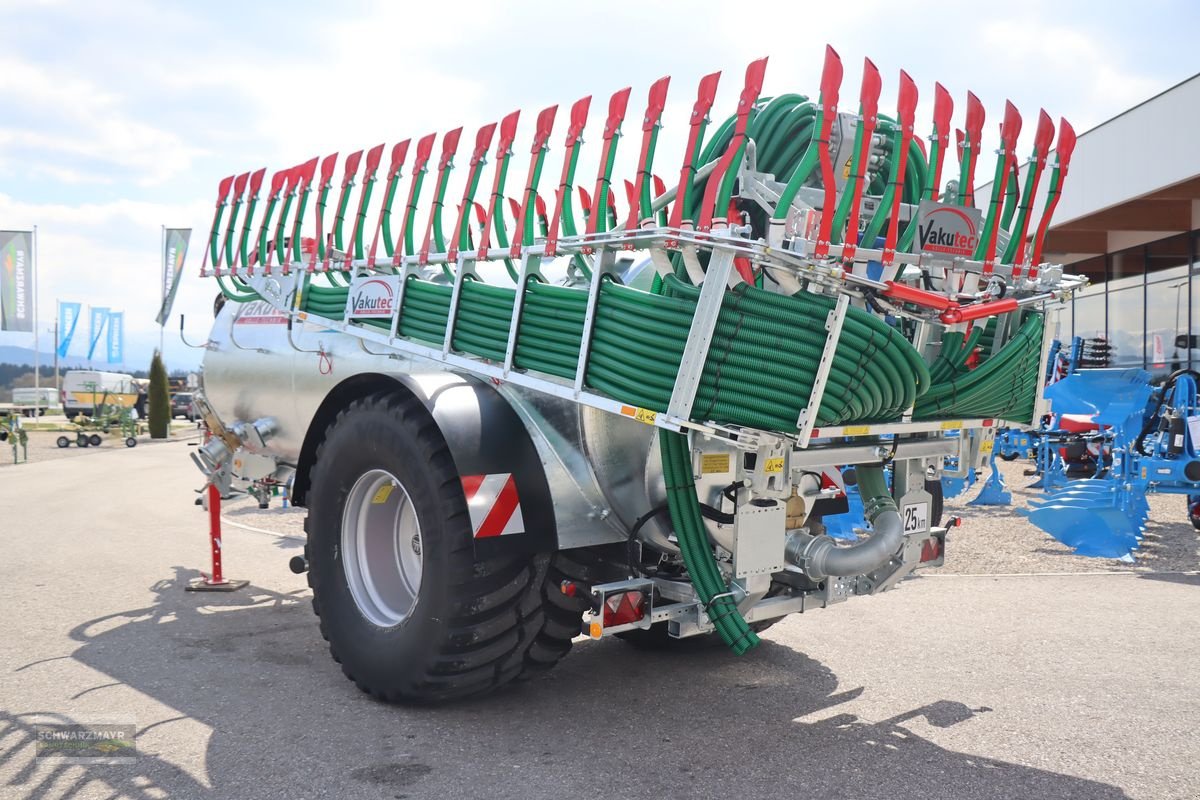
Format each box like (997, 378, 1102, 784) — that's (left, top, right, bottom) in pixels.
(61, 370, 139, 419)
(12, 387, 61, 417)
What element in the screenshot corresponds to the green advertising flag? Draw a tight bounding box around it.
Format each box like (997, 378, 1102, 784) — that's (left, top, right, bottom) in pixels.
(155, 228, 191, 326)
(0, 230, 33, 332)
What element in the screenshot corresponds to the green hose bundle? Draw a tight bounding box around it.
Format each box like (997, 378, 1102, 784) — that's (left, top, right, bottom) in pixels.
(302, 272, 933, 431)
(914, 313, 1043, 420)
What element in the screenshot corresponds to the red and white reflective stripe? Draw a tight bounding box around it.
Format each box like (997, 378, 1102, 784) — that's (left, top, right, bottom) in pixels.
(461, 473, 525, 538)
(820, 468, 846, 497)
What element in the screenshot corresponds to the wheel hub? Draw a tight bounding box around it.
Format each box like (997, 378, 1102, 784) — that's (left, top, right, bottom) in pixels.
(340, 469, 424, 628)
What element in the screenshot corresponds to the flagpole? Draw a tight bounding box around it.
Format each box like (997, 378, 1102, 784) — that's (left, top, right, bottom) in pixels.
(159, 224, 166, 357)
(53, 303, 59, 396)
(32, 225, 39, 414)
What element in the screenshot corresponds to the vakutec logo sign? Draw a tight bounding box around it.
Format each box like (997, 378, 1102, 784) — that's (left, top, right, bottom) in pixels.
(234, 300, 287, 325)
(916, 200, 982, 259)
(348, 277, 397, 319)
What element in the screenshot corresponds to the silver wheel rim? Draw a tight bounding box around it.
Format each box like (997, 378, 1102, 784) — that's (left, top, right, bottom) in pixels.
(341, 469, 424, 628)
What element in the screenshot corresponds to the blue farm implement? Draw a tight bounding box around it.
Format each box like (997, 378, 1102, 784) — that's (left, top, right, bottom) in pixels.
(1021, 368, 1200, 558)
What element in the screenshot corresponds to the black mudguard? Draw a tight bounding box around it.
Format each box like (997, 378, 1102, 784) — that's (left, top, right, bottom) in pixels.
(395, 372, 557, 557)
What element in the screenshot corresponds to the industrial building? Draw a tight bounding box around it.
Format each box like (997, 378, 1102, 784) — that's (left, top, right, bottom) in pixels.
(1038, 72, 1200, 375)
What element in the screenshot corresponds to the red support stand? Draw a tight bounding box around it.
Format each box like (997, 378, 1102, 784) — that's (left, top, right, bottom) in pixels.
(187, 482, 248, 592)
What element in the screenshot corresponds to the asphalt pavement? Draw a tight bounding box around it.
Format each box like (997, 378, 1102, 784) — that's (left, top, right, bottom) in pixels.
(1, 440, 1197, 799)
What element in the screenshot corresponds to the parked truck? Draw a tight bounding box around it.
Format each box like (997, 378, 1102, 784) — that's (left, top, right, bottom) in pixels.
(12, 387, 61, 417)
(61, 370, 139, 419)
(192, 49, 1083, 703)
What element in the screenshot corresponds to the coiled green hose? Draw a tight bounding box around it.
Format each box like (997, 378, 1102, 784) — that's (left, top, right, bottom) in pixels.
(303, 271, 937, 430)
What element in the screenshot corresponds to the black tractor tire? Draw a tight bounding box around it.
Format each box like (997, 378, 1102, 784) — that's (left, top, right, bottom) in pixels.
(77, 435, 89, 448)
(56, 436, 70, 448)
(125, 437, 137, 448)
(997, 451, 1019, 462)
(305, 391, 590, 704)
(88, 434, 103, 447)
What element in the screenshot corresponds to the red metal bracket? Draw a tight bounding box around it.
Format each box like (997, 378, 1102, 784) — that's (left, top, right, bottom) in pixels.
(584, 87, 632, 240)
(509, 104, 558, 258)
(928, 82, 953, 201)
(667, 70, 721, 233)
(883, 280, 955, 311)
(981, 101, 1022, 277)
(840, 58, 883, 266)
(367, 139, 409, 266)
(285, 157, 319, 274)
(1014, 112, 1059, 272)
(813, 46, 844, 259)
(961, 91, 985, 206)
(939, 297, 1018, 324)
(222, 171, 250, 274)
(1029, 118, 1077, 275)
(309, 153, 338, 272)
(697, 57, 767, 232)
(215, 175, 235, 207)
(419, 128, 463, 264)
(206, 175, 235, 276)
(626, 75, 671, 230)
(252, 169, 288, 273)
(882, 70, 918, 267)
(447, 123, 497, 263)
(392, 133, 435, 267)
(475, 111, 520, 260)
(343, 142, 384, 265)
(237, 168, 266, 275)
(546, 95, 592, 257)
(323, 150, 363, 271)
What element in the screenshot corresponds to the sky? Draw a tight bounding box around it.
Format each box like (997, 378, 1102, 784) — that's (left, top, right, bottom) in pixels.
(0, 0, 1197, 371)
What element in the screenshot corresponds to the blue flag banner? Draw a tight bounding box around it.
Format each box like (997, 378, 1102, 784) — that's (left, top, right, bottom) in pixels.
(106, 311, 124, 365)
(88, 306, 108, 360)
(57, 302, 81, 358)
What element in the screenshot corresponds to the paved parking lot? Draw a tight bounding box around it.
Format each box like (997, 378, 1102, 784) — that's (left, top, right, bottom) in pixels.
(1, 441, 1198, 799)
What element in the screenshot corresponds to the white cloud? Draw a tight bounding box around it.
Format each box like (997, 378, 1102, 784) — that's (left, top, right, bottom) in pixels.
(0, 55, 204, 186)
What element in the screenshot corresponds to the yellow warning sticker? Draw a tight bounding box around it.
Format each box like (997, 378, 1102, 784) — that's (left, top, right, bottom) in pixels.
(980, 440, 994, 454)
(764, 457, 785, 473)
(843, 425, 870, 436)
(940, 420, 963, 430)
(621, 405, 658, 425)
(701, 453, 732, 474)
(371, 484, 395, 505)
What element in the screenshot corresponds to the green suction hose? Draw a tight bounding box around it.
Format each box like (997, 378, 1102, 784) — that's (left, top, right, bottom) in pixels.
(660, 429, 759, 654)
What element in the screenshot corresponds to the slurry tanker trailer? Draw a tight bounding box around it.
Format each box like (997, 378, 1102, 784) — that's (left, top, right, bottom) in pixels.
(190, 47, 1084, 702)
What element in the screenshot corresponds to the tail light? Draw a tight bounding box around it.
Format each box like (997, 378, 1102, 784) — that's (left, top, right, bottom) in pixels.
(580, 579, 654, 638)
(602, 590, 646, 628)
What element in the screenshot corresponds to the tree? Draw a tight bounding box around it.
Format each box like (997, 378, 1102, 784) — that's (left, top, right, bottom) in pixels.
(148, 350, 170, 439)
